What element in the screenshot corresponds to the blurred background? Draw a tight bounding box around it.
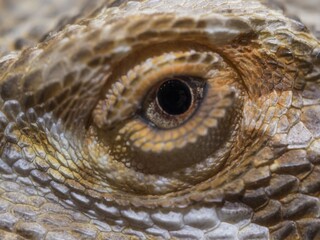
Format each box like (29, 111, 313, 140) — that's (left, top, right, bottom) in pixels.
(273, 0, 320, 36)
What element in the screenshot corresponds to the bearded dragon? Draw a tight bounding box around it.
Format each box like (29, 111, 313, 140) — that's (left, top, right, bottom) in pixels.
(0, 0, 319, 239)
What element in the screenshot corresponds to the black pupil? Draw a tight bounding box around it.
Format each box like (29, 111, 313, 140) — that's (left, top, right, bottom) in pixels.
(157, 79, 192, 115)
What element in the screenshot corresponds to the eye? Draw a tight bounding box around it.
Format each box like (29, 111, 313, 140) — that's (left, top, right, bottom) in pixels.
(142, 75, 205, 129)
(91, 48, 244, 194)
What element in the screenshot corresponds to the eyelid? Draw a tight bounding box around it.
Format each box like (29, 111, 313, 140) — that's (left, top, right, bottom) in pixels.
(93, 50, 222, 129)
(122, 83, 238, 153)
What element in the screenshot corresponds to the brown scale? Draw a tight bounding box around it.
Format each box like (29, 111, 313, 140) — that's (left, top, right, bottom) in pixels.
(0, 0, 319, 239)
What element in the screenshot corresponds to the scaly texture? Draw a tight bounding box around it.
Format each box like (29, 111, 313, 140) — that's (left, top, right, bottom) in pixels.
(0, 0, 320, 239)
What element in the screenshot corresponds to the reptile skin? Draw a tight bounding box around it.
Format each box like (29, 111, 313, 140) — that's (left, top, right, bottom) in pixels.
(0, 0, 320, 239)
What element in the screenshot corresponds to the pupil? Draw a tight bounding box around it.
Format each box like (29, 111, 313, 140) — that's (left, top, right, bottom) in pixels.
(157, 79, 192, 115)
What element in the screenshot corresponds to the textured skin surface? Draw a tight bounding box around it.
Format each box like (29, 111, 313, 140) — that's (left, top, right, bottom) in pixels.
(0, 0, 320, 239)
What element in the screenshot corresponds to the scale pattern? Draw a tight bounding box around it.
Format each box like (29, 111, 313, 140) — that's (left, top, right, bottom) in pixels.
(0, 0, 319, 239)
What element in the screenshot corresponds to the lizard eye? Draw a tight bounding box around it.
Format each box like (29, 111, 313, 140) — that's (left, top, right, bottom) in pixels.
(91, 48, 244, 194)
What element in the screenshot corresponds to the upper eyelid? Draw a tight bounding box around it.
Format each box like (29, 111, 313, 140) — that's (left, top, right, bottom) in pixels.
(93, 50, 223, 129)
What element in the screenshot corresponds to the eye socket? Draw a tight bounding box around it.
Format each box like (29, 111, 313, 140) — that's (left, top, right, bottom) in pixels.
(90, 48, 244, 194)
(142, 75, 206, 129)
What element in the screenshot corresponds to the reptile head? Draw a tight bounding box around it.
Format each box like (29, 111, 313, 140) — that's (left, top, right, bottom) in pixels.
(0, 0, 319, 239)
